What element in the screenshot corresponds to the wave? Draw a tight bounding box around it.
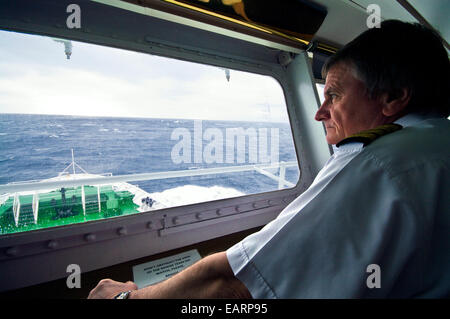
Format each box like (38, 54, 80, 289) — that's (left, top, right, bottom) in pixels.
(148, 184, 244, 207)
(33, 148, 51, 152)
(0, 156, 14, 163)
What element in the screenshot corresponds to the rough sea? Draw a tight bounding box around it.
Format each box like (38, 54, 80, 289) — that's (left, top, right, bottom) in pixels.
(0, 114, 299, 199)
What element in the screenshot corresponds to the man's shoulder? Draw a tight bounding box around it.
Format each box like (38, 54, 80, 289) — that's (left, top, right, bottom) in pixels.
(357, 118, 450, 173)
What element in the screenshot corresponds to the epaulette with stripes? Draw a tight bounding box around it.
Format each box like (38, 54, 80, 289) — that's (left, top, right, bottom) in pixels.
(336, 123, 403, 148)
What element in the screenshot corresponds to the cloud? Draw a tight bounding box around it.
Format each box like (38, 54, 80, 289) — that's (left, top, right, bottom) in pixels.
(0, 33, 289, 122)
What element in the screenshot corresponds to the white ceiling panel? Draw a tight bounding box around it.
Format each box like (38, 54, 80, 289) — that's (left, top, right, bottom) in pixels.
(310, 0, 448, 48)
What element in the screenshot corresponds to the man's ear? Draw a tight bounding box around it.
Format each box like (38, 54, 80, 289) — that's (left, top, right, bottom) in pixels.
(381, 88, 411, 117)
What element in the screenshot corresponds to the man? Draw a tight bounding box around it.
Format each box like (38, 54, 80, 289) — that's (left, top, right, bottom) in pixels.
(88, 20, 450, 299)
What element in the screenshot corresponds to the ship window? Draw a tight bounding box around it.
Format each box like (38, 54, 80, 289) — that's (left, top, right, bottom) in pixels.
(316, 83, 325, 104)
(0, 30, 299, 235)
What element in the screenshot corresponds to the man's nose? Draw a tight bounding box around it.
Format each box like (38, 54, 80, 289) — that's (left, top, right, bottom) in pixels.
(315, 102, 329, 122)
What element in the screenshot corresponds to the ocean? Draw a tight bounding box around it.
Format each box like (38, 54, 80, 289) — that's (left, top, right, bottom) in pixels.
(0, 113, 299, 199)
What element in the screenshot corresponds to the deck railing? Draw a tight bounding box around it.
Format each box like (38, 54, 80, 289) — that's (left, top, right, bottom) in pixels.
(0, 161, 298, 226)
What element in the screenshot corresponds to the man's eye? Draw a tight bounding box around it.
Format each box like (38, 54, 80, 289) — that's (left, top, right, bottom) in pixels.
(328, 93, 337, 102)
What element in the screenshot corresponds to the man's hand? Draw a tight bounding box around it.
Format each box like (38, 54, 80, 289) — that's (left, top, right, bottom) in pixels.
(88, 278, 138, 299)
(87, 252, 251, 299)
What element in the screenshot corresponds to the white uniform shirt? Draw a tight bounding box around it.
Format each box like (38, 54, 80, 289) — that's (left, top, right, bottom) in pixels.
(226, 114, 450, 298)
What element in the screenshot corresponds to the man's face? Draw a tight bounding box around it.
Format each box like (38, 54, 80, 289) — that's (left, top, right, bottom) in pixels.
(315, 62, 386, 145)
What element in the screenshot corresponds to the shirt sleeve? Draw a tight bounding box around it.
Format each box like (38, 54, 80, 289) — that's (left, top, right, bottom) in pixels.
(226, 151, 426, 298)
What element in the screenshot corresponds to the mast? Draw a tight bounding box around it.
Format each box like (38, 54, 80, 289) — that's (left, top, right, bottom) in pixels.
(71, 149, 76, 175)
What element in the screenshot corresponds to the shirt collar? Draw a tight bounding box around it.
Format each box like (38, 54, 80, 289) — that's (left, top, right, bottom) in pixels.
(331, 113, 438, 152)
(332, 141, 363, 153)
(394, 113, 439, 127)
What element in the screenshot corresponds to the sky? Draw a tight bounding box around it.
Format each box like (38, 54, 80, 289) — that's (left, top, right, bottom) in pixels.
(0, 30, 292, 123)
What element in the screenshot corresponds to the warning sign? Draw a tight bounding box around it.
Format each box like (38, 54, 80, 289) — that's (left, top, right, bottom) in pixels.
(132, 249, 202, 288)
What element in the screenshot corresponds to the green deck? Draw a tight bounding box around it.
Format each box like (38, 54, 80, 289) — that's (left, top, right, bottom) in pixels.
(0, 185, 140, 235)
